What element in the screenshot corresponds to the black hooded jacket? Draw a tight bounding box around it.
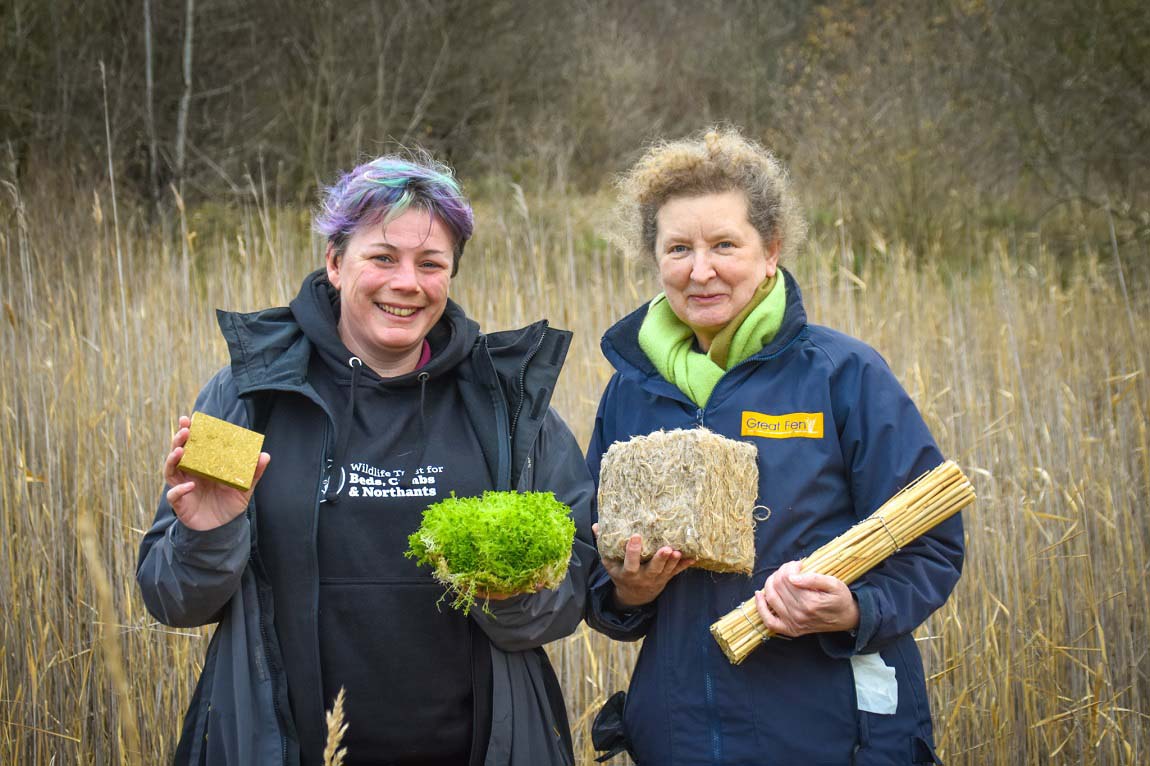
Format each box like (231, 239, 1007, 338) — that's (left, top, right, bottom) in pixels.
(136, 269, 596, 766)
(279, 273, 497, 763)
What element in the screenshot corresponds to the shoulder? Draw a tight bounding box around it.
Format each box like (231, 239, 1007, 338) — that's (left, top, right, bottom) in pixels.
(192, 367, 251, 429)
(802, 324, 887, 370)
(480, 320, 569, 361)
(597, 370, 627, 402)
(798, 324, 908, 391)
(215, 305, 311, 391)
(535, 408, 583, 455)
(477, 321, 572, 388)
(590, 371, 638, 423)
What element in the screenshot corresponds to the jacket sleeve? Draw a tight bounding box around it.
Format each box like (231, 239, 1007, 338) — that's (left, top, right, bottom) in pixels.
(583, 376, 657, 642)
(135, 368, 254, 628)
(471, 408, 597, 652)
(818, 347, 965, 658)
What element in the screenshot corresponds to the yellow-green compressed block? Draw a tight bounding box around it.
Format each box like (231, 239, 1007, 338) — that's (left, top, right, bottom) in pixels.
(177, 411, 265, 491)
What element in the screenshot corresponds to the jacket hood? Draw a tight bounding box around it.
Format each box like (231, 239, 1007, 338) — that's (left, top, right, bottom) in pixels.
(288, 268, 479, 387)
(215, 269, 571, 491)
(600, 267, 809, 380)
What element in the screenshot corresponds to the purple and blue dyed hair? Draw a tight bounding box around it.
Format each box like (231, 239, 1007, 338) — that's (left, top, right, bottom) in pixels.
(314, 154, 474, 275)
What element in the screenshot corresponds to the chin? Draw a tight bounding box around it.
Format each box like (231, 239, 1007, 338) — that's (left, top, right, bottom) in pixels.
(373, 332, 421, 353)
(688, 313, 732, 331)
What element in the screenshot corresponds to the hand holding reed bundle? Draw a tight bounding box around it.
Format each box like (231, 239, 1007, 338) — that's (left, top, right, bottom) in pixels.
(709, 460, 975, 664)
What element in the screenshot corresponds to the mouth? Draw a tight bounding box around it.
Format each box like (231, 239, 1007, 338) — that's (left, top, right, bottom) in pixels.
(375, 302, 420, 318)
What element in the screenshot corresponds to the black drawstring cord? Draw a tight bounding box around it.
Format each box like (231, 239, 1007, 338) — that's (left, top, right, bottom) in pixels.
(417, 371, 429, 428)
(406, 371, 431, 479)
(324, 356, 362, 503)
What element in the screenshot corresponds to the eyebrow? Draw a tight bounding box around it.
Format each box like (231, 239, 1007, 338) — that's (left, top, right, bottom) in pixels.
(361, 241, 450, 255)
(660, 229, 743, 243)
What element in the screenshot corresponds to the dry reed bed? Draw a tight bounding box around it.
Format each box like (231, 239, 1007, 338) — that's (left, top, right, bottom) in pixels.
(1, 184, 1147, 764)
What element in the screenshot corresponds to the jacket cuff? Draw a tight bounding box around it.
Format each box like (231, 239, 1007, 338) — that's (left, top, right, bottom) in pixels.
(817, 587, 876, 658)
(169, 513, 250, 565)
(475, 590, 533, 616)
(589, 578, 655, 634)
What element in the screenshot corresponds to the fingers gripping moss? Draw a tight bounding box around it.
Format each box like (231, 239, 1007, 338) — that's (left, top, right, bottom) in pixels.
(406, 491, 576, 612)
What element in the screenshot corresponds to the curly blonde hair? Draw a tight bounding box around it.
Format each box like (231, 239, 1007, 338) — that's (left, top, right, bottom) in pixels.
(616, 127, 807, 264)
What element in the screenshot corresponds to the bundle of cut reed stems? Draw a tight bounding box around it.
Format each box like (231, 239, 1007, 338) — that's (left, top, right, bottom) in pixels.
(710, 460, 975, 664)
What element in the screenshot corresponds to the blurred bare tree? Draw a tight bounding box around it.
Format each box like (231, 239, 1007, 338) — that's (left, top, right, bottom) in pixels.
(2, 0, 1146, 249)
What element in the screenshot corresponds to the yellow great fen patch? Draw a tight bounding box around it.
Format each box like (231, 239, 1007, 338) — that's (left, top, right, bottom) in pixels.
(740, 411, 824, 439)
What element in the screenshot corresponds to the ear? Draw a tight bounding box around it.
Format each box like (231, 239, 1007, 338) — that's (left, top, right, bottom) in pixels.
(325, 242, 341, 289)
(763, 239, 781, 278)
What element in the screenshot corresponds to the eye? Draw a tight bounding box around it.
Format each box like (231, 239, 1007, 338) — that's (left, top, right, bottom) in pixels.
(668, 244, 689, 254)
(420, 259, 448, 270)
(370, 253, 394, 264)
(716, 241, 735, 250)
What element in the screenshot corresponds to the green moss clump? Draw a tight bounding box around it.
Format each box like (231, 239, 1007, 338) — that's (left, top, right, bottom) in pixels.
(406, 491, 576, 612)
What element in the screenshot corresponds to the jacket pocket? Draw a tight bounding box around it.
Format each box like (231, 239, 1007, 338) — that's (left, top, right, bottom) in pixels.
(912, 735, 943, 764)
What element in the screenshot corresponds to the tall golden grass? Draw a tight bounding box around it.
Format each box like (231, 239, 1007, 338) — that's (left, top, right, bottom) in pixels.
(1, 178, 1147, 764)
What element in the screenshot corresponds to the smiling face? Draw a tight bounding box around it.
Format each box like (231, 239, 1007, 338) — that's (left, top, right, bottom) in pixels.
(655, 190, 780, 351)
(326, 206, 454, 376)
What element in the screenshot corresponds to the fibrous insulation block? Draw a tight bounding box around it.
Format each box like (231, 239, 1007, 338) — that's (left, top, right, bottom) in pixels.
(177, 411, 265, 491)
(596, 428, 759, 573)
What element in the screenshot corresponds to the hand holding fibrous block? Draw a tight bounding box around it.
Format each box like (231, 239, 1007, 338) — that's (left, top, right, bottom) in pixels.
(596, 428, 760, 573)
(176, 411, 265, 491)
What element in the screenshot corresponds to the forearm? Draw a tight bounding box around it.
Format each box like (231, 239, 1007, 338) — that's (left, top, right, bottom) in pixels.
(472, 539, 593, 650)
(818, 514, 964, 657)
(136, 509, 250, 627)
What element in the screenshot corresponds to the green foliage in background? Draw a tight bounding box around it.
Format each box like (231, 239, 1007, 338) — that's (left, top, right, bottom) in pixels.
(406, 491, 576, 612)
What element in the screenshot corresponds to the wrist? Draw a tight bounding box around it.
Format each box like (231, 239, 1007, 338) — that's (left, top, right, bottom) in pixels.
(611, 586, 651, 611)
(842, 592, 860, 634)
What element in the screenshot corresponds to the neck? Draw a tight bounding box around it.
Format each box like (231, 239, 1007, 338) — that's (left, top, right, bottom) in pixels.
(363, 352, 421, 378)
(338, 331, 423, 379)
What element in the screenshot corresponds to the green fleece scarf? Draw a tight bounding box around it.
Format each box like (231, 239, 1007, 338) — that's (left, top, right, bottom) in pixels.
(638, 274, 786, 407)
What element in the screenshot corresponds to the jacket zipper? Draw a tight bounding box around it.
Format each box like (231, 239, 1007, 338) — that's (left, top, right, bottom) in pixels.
(702, 585, 722, 763)
(509, 322, 549, 442)
(479, 337, 514, 490)
(239, 386, 341, 765)
(252, 411, 332, 766)
(254, 569, 289, 766)
(308, 424, 331, 753)
(689, 329, 804, 435)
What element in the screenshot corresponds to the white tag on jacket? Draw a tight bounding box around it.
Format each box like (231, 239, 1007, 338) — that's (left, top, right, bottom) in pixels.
(851, 652, 898, 715)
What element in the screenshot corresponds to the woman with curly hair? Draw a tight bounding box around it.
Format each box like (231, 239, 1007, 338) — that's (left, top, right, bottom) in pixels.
(586, 128, 963, 765)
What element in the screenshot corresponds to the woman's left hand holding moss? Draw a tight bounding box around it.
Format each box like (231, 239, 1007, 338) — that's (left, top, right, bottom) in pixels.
(474, 583, 546, 601)
(754, 561, 859, 637)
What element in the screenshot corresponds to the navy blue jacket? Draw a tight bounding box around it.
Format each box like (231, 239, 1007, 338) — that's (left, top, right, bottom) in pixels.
(585, 271, 964, 766)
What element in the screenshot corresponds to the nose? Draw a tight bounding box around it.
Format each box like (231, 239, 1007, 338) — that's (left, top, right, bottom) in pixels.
(390, 258, 419, 291)
(689, 251, 716, 283)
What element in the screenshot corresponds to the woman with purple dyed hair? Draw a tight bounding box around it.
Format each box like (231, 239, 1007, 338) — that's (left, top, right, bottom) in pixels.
(138, 153, 595, 766)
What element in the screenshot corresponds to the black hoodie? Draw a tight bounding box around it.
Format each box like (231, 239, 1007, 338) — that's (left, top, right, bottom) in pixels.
(287, 272, 493, 765)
